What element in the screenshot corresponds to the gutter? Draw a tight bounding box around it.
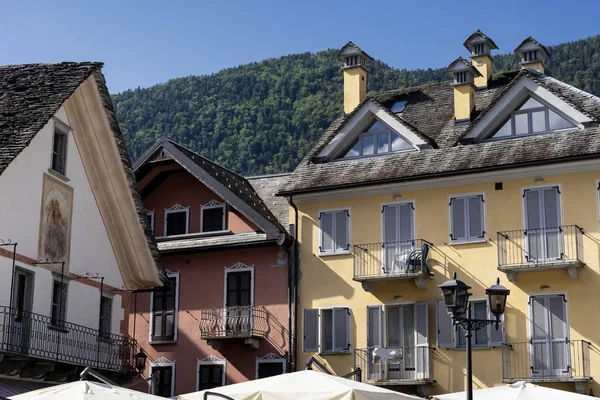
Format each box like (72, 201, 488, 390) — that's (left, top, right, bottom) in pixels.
(287, 195, 300, 372)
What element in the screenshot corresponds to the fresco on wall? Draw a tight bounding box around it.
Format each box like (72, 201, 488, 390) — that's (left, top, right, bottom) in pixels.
(38, 173, 73, 269)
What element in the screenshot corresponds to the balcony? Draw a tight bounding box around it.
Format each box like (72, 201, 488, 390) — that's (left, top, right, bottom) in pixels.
(497, 225, 584, 283)
(0, 306, 138, 381)
(353, 239, 433, 291)
(199, 306, 267, 350)
(354, 347, 435, 394)
(502, 340, 591, 392)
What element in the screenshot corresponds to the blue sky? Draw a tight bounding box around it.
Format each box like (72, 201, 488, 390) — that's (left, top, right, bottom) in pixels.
(1, 0, 598, 93)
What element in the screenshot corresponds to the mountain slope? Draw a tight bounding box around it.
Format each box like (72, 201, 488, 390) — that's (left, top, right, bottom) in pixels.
(113, 35, 600, 176)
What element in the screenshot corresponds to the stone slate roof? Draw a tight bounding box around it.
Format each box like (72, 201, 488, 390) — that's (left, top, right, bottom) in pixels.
(158, 232, 273, 252)
(280, 69, 600, 195)
(463, 30, 499, 50)
(0, 62, 166, 283)
(248, 173, 291, 227)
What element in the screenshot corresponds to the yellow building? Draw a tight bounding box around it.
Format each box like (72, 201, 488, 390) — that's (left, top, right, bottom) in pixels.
(278, 31, 600, 397)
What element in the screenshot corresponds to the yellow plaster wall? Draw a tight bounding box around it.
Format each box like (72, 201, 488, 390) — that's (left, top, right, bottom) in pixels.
(295, 171, 600, 395)
(343, 66, 367, 114)
(521, 60, 546, 74)
(471, 55, 492, 88)
(453, 84, 475, 121)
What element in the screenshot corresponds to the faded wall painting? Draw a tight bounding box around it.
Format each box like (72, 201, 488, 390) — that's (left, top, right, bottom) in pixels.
(38, 173, 74, 269)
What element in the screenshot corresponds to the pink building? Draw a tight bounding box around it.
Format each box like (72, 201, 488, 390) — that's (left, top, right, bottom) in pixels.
(129, 138, 292, 397)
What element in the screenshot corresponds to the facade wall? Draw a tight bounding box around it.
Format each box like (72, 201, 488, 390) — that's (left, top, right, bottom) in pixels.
(130, 245, 288, 395)
(295, 170, 600, 396)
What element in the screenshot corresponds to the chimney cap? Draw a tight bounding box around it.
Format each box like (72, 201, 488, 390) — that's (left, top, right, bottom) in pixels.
(446, 57, 483, 79)
(514, 36, 551, 59)
(463, 30, 499, 51)
(337, 41, 374, 63)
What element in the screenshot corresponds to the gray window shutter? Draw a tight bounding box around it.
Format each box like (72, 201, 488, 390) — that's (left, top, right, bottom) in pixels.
(543, 187, 561, 227)
(467, 195, 485, 239)
(414, 302, 429, 380)
(334, 211, 349, 251)
(383, 205, 397, 243)
(436, 300, 453, 348)
(367, 306, 383, 348)
(303, 309, 319, 352)
(524, 189, 542, 229)
(333, 307, 350, 352)
(398, 203, 414, 242)
(489, 313, 505, 347)
(450, 197, 466, 242)
(320, 212, 334, 253)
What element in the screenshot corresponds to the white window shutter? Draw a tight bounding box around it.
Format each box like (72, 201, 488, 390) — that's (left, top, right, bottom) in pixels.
(398, 203, 414, 242)
(436, 301, 454, 348)
(303, 309, 319, 352)
(320, 212, 334, 253)
(333, 307, 350, 352)
(450, 197, 466, 242)
(382, 205, 397, 243)
(414, 302, 429, 380)
(334, 210, 349, 251)
(467, 195, 485, 240)
(367, 306, 383, 348)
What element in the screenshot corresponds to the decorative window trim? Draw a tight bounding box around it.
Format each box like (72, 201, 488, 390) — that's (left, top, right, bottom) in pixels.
(223, 263, 254, 309)
(448, 193, 487, 244)
(149, 358, 176, 397)
(197, 355, 226, 391)
(200, 201, 227, 233)
(149, 271, 180, 344)
(164, 204, 189, 236)
(255, 353, 287, 379)
(318, 208, 351, 256)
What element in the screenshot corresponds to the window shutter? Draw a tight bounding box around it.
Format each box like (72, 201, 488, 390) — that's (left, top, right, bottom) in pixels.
(414, 302, 429, 380)
(450, 197, 466, 242)
(334, 211, 349, 251)
(398, 203, 414, 242)
(367, 306, 383, 348)
(524, 190, 542, 229)
(467, 196, 485, 239)
(489, 313, 505, 347)
(303, 309, 319, 352)
(436, 301, 453, 348)
(320, 213, 334, 253)
(333, 307, 350, 352)
(382, 205, 397, 243)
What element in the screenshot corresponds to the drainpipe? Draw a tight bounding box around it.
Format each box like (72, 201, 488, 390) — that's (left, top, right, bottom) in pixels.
(287, 195, 300, 372)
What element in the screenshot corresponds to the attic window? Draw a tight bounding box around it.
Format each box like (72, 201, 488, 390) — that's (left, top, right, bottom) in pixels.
(491, 96, 575, 139)
(472, 44, 484, 55)
(523, 51, 538, 62)
(342, 120, 413, 158)
(455, 72, 468, 84)
(390, 100, 408, 113)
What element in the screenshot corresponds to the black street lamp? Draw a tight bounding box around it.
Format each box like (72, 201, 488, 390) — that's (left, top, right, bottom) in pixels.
(134, 350, 148, 376)
(438, 273, 510, 400)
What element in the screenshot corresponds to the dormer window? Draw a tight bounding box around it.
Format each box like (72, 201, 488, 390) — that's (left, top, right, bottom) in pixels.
(491, 96, 575, 139)
(201, 201, 226, 233)
(523, 50, 538, 62)
(471, 43, 485, 55)
(390, 100, 408, 113)
(343, 120, 412, 158)
(455, 72, 468, 84)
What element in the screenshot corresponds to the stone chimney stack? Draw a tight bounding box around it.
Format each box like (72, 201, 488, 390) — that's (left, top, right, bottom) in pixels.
(337, 42, 373, 114)
(463, 30, 498, 89)
(514, 37, 551, 74)
(447, 57, 482, 123)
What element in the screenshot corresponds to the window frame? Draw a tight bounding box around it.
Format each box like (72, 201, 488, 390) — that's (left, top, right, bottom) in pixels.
(255, 353, 287, 379)
(454, 298, 490, 350)
(146, 210, 155, 234)
(149, 360, 176, 397)
(307, 306, 352, 355)
(223, 263, 255, 310)
(448, 193, 487, 245)
(197, 356, 226, 391)
(50, 119, 69, 177)
(49, 279, 68, 330)
(318, 208, 351, 256)
(149, 272, 180, 344)
(200, 201, 227, 233)
(164, 204, 189, 237)
(343, 120, 414, 159)
(99, 295, 113, 339)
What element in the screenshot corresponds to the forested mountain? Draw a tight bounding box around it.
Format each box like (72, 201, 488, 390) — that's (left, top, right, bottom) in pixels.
(113, 35, 600, 176)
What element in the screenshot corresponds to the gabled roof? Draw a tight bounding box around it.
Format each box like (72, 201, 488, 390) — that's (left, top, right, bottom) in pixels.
(463, 29, 499, 50)
(279, 69, 600, 196)
(336, 41, 374, 62)
(514, 36, 551, 58)
(446, 57, 483, 78)
(134, 138, 288, 238)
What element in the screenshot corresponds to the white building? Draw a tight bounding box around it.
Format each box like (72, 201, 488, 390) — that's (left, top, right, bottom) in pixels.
(0, 62, 165, 395)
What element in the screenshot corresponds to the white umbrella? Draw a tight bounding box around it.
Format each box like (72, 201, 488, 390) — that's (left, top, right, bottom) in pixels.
(178, 370, 423, 400)
(434, 381, 592, 400)
(9, 380, 167, 400)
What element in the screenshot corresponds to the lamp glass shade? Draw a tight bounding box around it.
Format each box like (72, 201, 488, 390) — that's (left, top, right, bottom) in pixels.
(486, 278, 510, 319)
(455, 287, 470, 316)
(134, 351, 147, 373)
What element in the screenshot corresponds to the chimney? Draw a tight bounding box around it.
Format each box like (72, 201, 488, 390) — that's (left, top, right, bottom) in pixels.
(447, 57, 482, 122)
(463, 30, 498, 88)
(514, 37, 550, 74)
(337, 42, 373, 113)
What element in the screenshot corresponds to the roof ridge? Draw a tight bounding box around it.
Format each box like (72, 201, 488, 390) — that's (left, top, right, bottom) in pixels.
(246, 172, 292, 179)
(168, 139, 247, 180)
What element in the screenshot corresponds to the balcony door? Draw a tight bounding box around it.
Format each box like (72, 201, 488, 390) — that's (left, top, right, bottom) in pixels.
(523, 186, 562, 264)
(382, 203, 414, 274)
(225, 269, 253, 335)
(9, 269, 33, 352)
(530, 294, 570, 378)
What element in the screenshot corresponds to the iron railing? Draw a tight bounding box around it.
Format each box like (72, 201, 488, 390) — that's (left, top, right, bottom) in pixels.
(354, 347, 433, 383)
(354, 239, 431, 280)
(199, 306, 267, 339)
(0, 306, 137, 374)
(497, 225, 584, 269)
(502, 340, 591, 382)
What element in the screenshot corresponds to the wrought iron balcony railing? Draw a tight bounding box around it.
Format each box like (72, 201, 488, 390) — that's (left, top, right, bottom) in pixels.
(502, 340, 591, 383)
(0, 306, 137, 374)
(354, 347, 434, 385)
(497, 225, 584, 271)
(199, 306, 267, 340)
(353, 239, 433, 282)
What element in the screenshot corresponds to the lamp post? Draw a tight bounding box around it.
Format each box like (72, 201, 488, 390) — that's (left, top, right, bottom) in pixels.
(438, 273, 510, 400)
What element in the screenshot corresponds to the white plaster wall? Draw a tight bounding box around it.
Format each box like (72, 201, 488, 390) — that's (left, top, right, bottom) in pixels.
(0, 105, 126, 333)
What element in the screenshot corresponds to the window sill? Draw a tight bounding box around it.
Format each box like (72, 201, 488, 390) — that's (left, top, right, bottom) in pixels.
(319, 351, 352, 355)
(47, 324, 69, 333)
(47, 168, 70, 182)
(318, 250, 351, 257)
(149, 340, 177, 345)
(449, 238, 487, 246)
(451, 346, 495, 351)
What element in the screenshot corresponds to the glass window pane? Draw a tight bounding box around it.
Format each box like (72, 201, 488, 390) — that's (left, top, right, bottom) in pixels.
(549, 110, 574, 131)
(390, 100, 408, 113)
(322, 310, 333, 351)
(520, 97, 543, 110)
(377, 133, 388, 153)
(532, 111, 546, 133)
(493, 119, 512, 138)
(362, 135, 374, 155)
(391, 133, 412, 151)
(514, 113, 529, 135)
(367, 121, 387, 132)
(344, 139, 360, 158)
(474, 302, 488, 345)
